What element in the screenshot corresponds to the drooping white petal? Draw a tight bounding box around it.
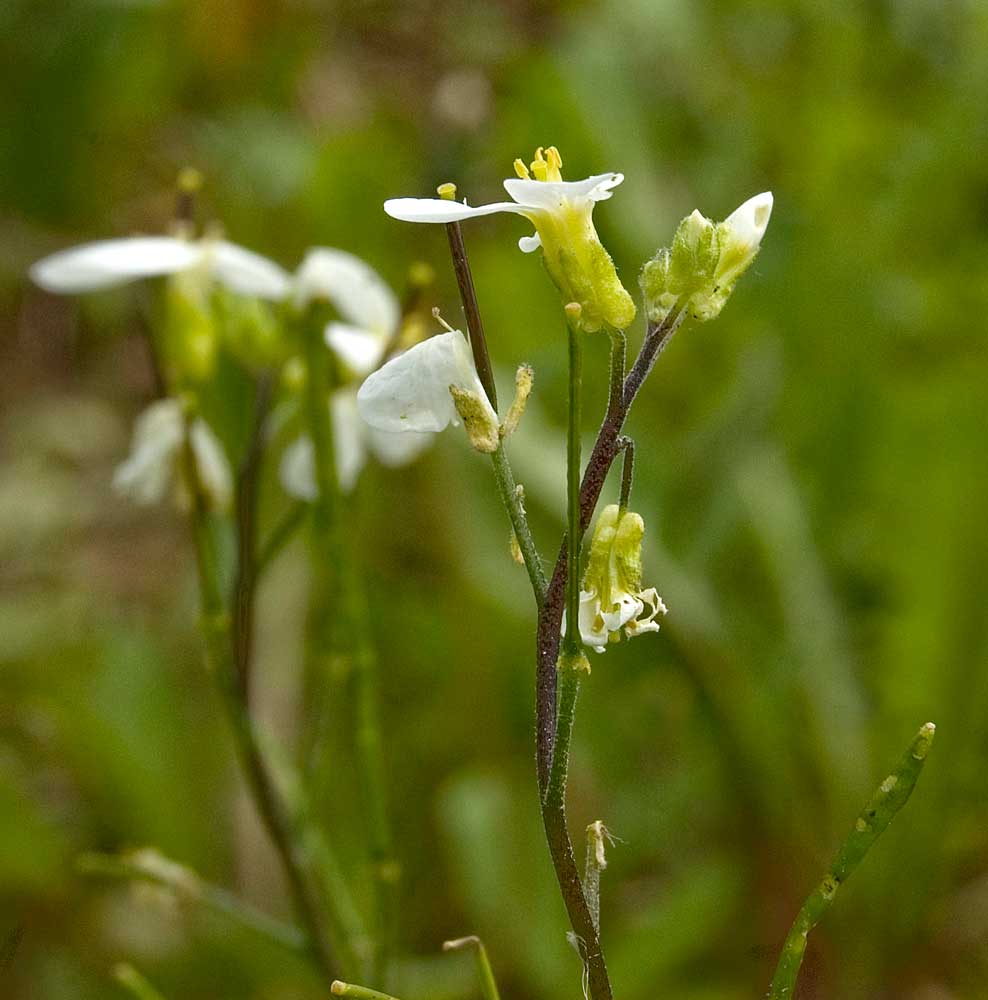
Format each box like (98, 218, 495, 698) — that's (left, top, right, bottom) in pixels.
(279, 436, 318, 502)
(625, 587, 668, 637)
(112, 398, 186, 505)
(366, 423, 433, 468)
(722, 192, 773, 251)
(30, 237, 202, 294)
(576, 591, 609, 654)
(208, 241, 292, 300)
(331, 391, 368, 493)
(325, 322, 390, 377)
(502, 173, 624, 210)
(384, 197, 528, 224)
(295, 248, 400, 334)
(356, 330, 494, 434)
(189, 418, 233, 508)
(599, 594, 644, 634)
(278, 393, 369, 499)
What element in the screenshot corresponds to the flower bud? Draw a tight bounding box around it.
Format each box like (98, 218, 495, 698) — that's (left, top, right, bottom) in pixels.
(162, 269, 217, 382)
(641, 192, 773, 325)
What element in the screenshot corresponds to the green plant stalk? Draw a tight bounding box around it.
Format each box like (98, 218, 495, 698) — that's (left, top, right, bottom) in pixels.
(77, 851, 308, 954)
(331, 981, 403, 1000)
(562, 317, 584, 656)
(443, 936, 502, 1000)
(256, 501, 308, 578)
(346, 544, 399, 985)
(181, 429, 343, 981)
(768, 722, 936, 999)
(491, 443, 548, 607)
(301, 318, 394, 981)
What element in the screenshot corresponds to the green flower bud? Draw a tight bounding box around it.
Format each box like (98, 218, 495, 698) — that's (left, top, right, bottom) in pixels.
(641, 192, 773, 325)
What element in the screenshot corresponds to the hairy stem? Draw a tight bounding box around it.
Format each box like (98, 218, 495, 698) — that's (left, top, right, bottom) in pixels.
(768, 723, 936, 999)
(562, 317, 584, 655)
(491, 443, 548, 607)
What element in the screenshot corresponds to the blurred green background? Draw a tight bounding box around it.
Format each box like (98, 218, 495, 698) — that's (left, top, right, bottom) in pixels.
(3, 0, 988, 997)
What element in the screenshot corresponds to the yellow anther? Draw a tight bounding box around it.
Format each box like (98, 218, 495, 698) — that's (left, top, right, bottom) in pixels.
(545, 145, 563, 181)
(530, 146, 548, 181)
(431, 306, 456, 333)
(437, 182, 457, 200)
(513, 158, 531, 180)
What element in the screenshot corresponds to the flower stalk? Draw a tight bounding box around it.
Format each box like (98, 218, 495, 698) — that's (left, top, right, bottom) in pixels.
(768, 723, 936, 999)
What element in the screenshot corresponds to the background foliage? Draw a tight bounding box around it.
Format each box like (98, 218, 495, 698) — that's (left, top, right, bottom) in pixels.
(2, 0, 988, 997)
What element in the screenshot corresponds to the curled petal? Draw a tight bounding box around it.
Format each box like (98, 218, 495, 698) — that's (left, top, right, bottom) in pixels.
(295, 247, 399, 334)
(208, 241, 292, 300)
(625, 587, 668, 637)
(502, 173, 623, 210)
(518, 233, 542, 253)
(384, 197, 528, 224)
(31, 237, 201, 294)
(356, 330, 494, 434)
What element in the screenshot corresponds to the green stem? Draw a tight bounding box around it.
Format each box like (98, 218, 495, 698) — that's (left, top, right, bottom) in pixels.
(545, 668, 580, 812)
(563, 317, 584, 656)
(181, 422, 342, 982)
(768, 722, 936, 999)
(443, 936, 502, 1000)
(617, 437, 635, 513)
(256, 501, 308, 578)
(346, 543, 398, 984)
(77, 850, 307, 954)
(331, 981, 404, 1000)
(491, 443, 547, 608)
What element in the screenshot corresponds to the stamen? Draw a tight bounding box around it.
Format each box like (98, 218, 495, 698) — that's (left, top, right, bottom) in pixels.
(545, 145, 563, 181)
(437, 182, 457, 201)
(530, 146, 548, 181)
(431, 306, 456, 333)
(513, 158, 531, 180)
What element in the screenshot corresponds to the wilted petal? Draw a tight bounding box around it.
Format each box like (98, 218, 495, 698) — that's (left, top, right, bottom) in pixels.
(31, 237, 201, 294)
(356, 330, 494, 434)
(112, 399, 185, 504)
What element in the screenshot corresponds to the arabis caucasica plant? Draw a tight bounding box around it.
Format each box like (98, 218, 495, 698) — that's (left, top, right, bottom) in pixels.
(384, 146, 636, 333)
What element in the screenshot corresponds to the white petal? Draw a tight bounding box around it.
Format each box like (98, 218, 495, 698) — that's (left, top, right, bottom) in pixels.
(722, 192, 773, 250)
(625, 587, 668, 637)
(279, 436, 318, 502)
(518, 232, 542, 253)
(503, 173, 623, 211)
(112, 399, 185, 504)
(325, 322, 390, 377)
(190, 418, 233, 509)
(384, 197, 528, 224)
(575, 590, 608, 653)
(599, 594, 643, 633)
(356, 330, 492, 434)
(208, 241, 292, 300)
(366, 423, 433, 468)
(295, 247, 399, 334)
(331, 391, 367, 493)
(31, 237, 201, 294)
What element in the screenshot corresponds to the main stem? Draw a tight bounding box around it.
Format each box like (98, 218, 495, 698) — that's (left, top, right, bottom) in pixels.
(563, 320, 583, 655)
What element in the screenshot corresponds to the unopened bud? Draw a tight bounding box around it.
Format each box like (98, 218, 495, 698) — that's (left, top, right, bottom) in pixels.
(449, 385, 499, 453)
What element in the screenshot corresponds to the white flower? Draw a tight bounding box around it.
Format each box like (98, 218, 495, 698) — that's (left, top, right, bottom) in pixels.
(113, 398, 232, 510)
(568, 503, 667, 653)
(293, 247, 401, 378)
(356, 329, 499, 451)
(384, 146, 636, 333)
(279, 389, 431, 498)
(30, 235, 291, 300)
